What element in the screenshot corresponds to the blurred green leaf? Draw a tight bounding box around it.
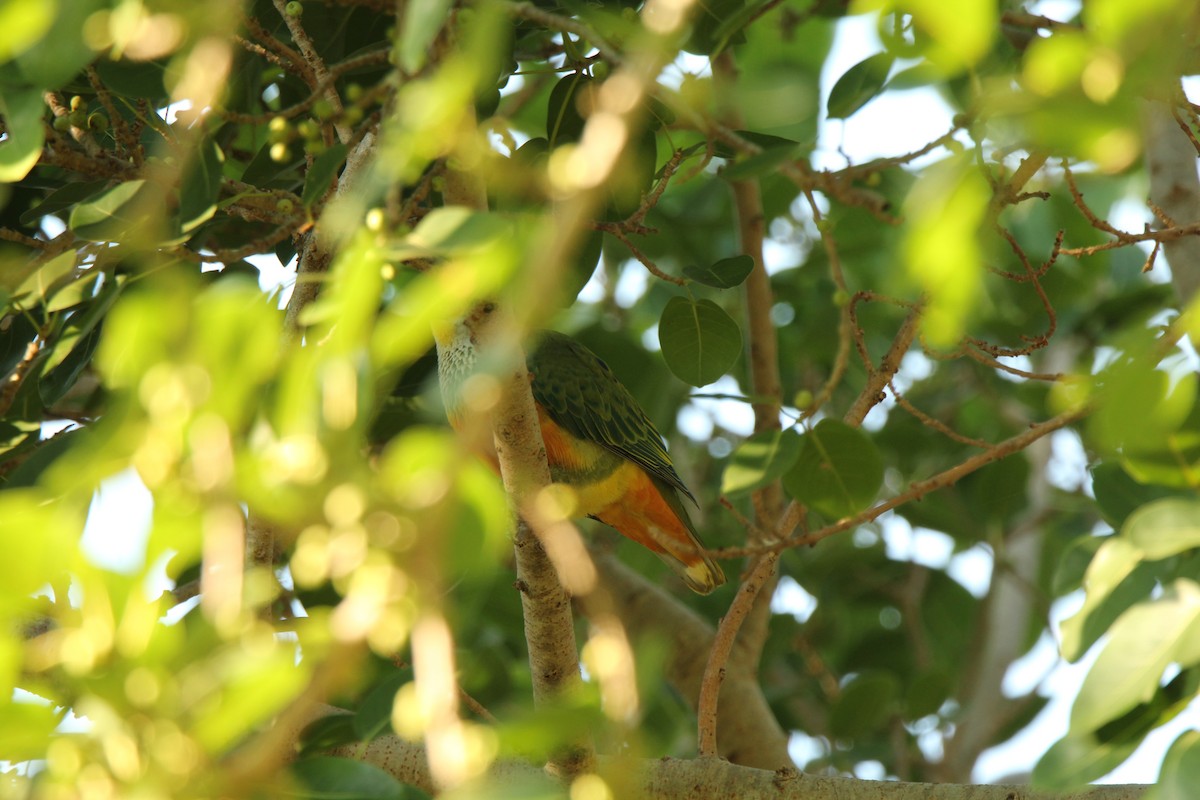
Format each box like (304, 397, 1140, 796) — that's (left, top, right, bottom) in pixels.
(291, 756, 420, 800)
(903, 156, 989, 347)
(1149, 730, 1200, 800)
(830, 670, 899, 739)
(0, 701, 59, 762)
(721, 429, 801, 496)
(783, 419, 883, 519)
(1091, 462, 1185, 528)
(353, 668, 412, 742)
(827, 53, 893, 119)
(68, 180, 149, 243)
(39, 324, 101, 406)
(392, 207, 512, 259)
(723, 142, 803, 181)
(302, 143, 348, 209)
(0, 0, 54, 62)
(12, 0, 101, 88)
(180, 139, 225, 234)
(18, 180, 111, 226)
(0, 89, 45, 182)
(1070, 579, 1200, 735)
(399, 0, 451, 74)
(658, 297, 741, 386)
(1033, 731, 1140, 790)
(12, 250, 76, 309)
(1125, 498, 1200, 560)
(547, 72, 591, 147)
(684, 255, 754, 289)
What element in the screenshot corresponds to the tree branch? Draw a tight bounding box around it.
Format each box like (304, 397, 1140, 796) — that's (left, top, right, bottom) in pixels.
(580, 554, 793, 768)
(712, 48, 783, 674)
(717, 407, 1089, 559)
(329, 731, 1147, 800)
(1143, 95, 1200, 303)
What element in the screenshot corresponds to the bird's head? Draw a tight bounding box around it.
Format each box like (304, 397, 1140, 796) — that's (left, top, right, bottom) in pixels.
(432, 300, 501, 353)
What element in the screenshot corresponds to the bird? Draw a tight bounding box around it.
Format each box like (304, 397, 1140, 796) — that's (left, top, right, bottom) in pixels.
(434, 301, 726, 594)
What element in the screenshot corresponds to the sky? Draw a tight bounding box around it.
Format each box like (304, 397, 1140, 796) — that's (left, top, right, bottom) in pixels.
(70, 0, 1197, 786)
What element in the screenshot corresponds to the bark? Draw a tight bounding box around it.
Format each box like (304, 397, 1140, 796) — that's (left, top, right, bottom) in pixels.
(442, 112, 592, 774)
(330, 732, 1148, 800)
(939, 344, 1078, 781)
(579, 554, 794, 769)
(1143, 96, 1200, 304)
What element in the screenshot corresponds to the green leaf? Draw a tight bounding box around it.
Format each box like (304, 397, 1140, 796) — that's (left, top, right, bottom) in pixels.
(0, 312, 38, 377)
(398, 0, 451, 74)
(291, 756, 420, 800)
(1070, 579, 1200, 735)
(722, 142, 803, 181)
(546, 72, 592, 147)
(1092, 462, 1184, 528)
(0, 89, 46, 182)
(0, 701, 59, 762)
(39, 324, 101, 407)
(1058, 536, 1145, 660)
(19, 180, 112, 226)
(5, 427, 86, 489)
(684, 255, 755, 288)
(827, 53, 894, 119)
(1124, 498, 1200, 560)
(12, 250, 77, 308)
(903, 156, 989, 347)
(1120, 398, 1200, 489)
(353, 668, 411, 742)
(1091, 353, 1198, 458)
(1060, 558, 1161, 663)
(392, 207, 511, 259)
(297, 715, 359, 758)
(712, 131, 800, 159)
(721, 429, 801, 496)
(180, 139, 225, 234)
(45, 271, 100, 313)
(782, 419, 884, 519)
(1150, 730, 1200, 800)
(91, 58, 170, 100)
(905, 667, 951, 720)
(68, 180, 149, 242)
(1033, 732, 1140, 790)
(829, 670, 899, 738)
(301, 143, 348, 209)
(0, 0, 54, 63)
(12, 0, 103, 89)
(658, 297, 741, 386)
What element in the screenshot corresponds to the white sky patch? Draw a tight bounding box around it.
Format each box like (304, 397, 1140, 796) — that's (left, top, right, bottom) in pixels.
(1001, 629, 1062, 697)
(1047, 428, 1090, 493)
(614, 260, 650, 307)
(815, 15, 956, 170)
(771, 575, 818, 623)
(994, 354, 1034, 383)
(676, 403, 715, 441)
(787, 731, 826, 768)
(946, 544, 993, 599)
(881, 516, 993, 597)
(80, 468, 154, 574)
(577, 260, 607, 303)
(684, 375, 756, 438)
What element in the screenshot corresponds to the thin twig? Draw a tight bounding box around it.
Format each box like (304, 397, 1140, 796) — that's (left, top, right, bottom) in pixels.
(713, 407, 1088, 559)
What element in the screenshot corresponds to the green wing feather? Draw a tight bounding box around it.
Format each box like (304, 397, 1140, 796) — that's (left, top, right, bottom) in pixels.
(527, 332, 697, 506)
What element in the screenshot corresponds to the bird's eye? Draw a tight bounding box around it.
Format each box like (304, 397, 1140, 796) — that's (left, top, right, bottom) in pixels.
(481, 302, 496, 314)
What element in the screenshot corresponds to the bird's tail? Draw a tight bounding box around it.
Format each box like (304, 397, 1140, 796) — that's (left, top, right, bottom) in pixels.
(655, 541, 726, 595)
